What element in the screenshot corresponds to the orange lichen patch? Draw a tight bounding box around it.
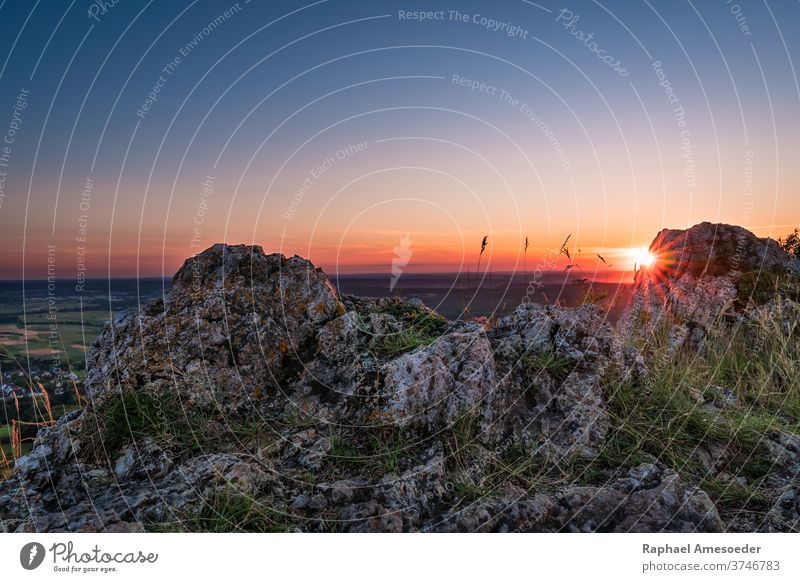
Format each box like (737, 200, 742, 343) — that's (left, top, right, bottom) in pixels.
(366, 409, 395, 424)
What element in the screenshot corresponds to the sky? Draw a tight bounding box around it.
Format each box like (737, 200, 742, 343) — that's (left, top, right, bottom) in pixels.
(0, 0, 798, 280)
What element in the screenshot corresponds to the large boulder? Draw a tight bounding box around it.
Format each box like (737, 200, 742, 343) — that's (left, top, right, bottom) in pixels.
(626, 222, 797, 326)
(379, 328, 495, 431)
(487, 304, 628, 458)
(85, 244, 343, 410)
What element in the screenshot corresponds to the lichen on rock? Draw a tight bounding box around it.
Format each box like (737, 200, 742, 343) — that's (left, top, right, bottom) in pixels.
(2, 229, 798, 533)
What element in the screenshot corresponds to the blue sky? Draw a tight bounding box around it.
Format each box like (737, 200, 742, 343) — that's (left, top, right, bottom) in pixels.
(0, 0, 798, 277)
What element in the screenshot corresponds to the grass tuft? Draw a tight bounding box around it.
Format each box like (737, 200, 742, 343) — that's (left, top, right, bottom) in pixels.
(160, 489, 293, 533)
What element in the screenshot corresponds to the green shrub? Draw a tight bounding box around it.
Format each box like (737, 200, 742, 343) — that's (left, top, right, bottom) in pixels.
(371, 330, 434, 356)
(779, 227, 800, 257)
(376, 298, 447, 336)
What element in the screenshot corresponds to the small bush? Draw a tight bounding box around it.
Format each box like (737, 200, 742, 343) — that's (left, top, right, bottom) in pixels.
(778, 227, 800, 257)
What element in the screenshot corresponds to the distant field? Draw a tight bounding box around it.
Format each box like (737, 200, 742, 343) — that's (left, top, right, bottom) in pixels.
(0, 279, 167, 377)
(0, 274, 635, 372)
(335, 272, 636, 323)
(0, 316, 104, 368)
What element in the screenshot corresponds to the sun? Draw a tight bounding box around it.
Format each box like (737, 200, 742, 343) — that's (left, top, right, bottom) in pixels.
(630, 247, 656, 268)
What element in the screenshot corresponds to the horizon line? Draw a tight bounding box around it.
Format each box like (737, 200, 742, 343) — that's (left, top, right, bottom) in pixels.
(0, 269, 637, 283)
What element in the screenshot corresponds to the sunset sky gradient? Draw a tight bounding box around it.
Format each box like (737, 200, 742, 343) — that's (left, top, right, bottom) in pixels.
(0, 0, 798, 279)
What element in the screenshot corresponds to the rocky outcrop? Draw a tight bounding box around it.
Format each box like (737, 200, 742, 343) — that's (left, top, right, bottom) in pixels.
(488, 304, 623, 458)
(436, 464, 723, 532)
(83, 244, 343, 411)
(625, 222, 797, 328)
(2, 233, 796, 533)
(380, 328, 495, 431)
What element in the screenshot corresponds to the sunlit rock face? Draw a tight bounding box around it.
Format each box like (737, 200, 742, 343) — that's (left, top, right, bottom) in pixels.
(625, 222, 797, 328)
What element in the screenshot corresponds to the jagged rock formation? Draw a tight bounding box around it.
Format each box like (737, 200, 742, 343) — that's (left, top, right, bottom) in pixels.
(84, 243, 343, 412)
(625, 222, 798, 328)
(1, 226, 798, 533)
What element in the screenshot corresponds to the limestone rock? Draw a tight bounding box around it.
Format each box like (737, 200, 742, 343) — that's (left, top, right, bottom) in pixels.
(625, 222, 796, 327)
(379, 330, 495, 431)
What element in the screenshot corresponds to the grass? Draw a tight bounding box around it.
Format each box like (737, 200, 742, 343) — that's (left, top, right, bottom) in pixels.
(437, 296, 800, 519)
(1, 442, 31, 479)
(368, 429, 411, 474)
(701, 301, 799, 421)
(98, 392, 175, 456)
(442, 411, 504, 500)
(449, 477, 498, 502)
(328, 436, 362, 470)
(371, 330, 435, 356)
(594, 299, 800, 518)
(0, 361, 68, 478)
(369, 298, 449, 356)
(158, 489, 295, 533)
(737, 271, 800, 308)
(325, 424, 416, 478)
(517, 346, 572, 382)
(375, 298, 447, 336)
(86, 390, 273, 463)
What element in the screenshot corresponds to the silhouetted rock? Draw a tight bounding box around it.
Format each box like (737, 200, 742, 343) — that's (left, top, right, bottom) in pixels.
(625, 222, 797, 327)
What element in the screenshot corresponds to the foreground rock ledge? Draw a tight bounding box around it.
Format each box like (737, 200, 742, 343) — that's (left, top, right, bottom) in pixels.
(2, 230, 793, 532)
